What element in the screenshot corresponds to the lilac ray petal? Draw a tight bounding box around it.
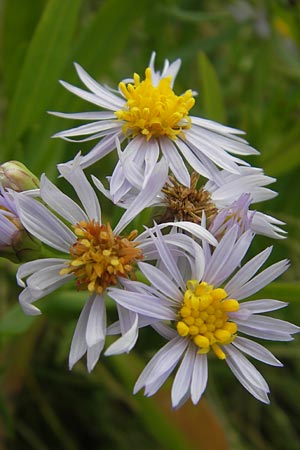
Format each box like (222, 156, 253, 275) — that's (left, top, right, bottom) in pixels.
(74, 63, 125, 108)
(79, 132, 123, 169)
(171, 343, 196, 408)
(225, 349, 270, 404)
(134, 337, 189, 394)
(252, 212, 286, 239)
(40, 174, 87, 224)
(151, 322, 178, 341)
(58, 80, 122, 111)
(175, 138, 211, 179)
(87, 341, 105, 373)
(233, 336, 282, 366)
(143, 139, 160, 187)
(213, 230, 253, 287)
(16, 194, 75, 252)
(69, 295, 94, 369)
(17, 258, 65, 287)
(26, 263, 73, 291)
(224, 246, 273, 297)
(148, 225, 186, 290)
(154, 221, 217, 246)
(86, 294, 106, 347)
(191, 353, 208, 405)
(239, 299, 288, 313)
(138, 261, 182, 301)
(203, 226, 239, 284)
(48, 110, 116, 120)
(190, 116, 246, 136)
(105, 313, 139, 356)
(109, 158, 136, 198)
(237, 324, 294, 341)
(160, 137, 191, 186)
(19, 288, 42, 316)
(194, 126, 258, 155)
(116, 303, 138, 334)
(60, 128, 118, 143)
(108, 288, 175, 320)
(226, 345, 269, 391)
(190, 240, 205, 281)
(185, 130, 241, 173)
(234, 260, 290, 300)
(113, 159, 168, 234)
(144, 362, 179, 397)
(58, 164, 101, 222)
(52, 120, 120, 139)
(238, 315, 300, 334)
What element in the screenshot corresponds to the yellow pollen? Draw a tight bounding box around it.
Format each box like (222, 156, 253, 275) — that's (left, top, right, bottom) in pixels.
(176, 280, 239, 359)
(115, 67, 195, 141)
(59, 220, 143, 294)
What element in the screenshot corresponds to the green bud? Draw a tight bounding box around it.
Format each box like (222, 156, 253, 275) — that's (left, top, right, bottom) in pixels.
(0, 161, 39, 192)
(0, 228, 44, 264)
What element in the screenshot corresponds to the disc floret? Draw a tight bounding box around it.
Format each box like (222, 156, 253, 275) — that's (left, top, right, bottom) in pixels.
(115, 67, 195, 141)
(60, 220, 143, 294)
(177, 280, 239, 359)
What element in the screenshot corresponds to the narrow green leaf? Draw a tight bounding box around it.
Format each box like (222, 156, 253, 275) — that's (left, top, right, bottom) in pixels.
(263, 143, 300, 176)
(0, 0, 46, 99)
(72, 0, 151, 71)
(197, 51, 226, 123)
(4, 0, 81, 152)
(0, 303, 36, 336)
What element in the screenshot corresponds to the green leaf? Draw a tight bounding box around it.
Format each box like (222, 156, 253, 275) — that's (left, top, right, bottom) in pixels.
(4, 0, 81, 153)
(0, 303, 36, 336)
(72, 0, 151, 72)
(0, 0, 46, 99)
(263, 143, 300, 176)
(197, 51, 226, 123)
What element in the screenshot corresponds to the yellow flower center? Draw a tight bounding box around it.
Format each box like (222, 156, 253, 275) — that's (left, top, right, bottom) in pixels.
(60, 220, 143, 294)
(177, 280, 239, 359)
(115, 67, 195, 141)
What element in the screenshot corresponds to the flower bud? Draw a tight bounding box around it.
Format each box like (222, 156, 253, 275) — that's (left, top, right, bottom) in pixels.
(0, 161, 39, 192)
(0, 187, 42, 263)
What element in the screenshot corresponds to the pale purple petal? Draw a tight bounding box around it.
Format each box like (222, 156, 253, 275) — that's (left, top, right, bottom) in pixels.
(224, 246, 273, 297)
(233, 260, 290, 300)
(134, 336, 189, 394)
(105, 313, 139, 356)
(225, 345, 270, 403)
(171, 343, 196, 408)
(190, 353, 208, 405)
(233, 336, 282, 366)
(69, 295, 93, 369)
(86, 294, 106, 347)
(138, 261, 182, 302)
(16, 194, 75, 252)
(40, 174, 87, 224)
(108, 288, 175, 320)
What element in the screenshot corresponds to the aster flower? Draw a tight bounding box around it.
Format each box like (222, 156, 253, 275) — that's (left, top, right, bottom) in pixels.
(94, 166, 285, 239)
(108, 225, 299, 408)
(50, 53, 258, 191)
(15, 162, 216, 372)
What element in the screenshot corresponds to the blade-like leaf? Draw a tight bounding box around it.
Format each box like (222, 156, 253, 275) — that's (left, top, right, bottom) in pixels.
(197, 51, 226, 123)
(4, 0, 81, 153)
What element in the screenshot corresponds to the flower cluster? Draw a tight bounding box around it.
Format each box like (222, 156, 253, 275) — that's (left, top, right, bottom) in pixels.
(1, 53, 298, 408)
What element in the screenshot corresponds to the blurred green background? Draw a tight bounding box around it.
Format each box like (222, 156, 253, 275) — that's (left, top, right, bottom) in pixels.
(1, 0, 300, 449)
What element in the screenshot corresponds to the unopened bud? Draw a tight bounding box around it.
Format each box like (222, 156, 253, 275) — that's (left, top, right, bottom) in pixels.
(0, 161, 39, 192)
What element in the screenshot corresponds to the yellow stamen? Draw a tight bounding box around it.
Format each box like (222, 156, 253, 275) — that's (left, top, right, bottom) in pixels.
(59, 220, 143, 294)
(177, 280, 239, 359)
(115, 67, 195, 141)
